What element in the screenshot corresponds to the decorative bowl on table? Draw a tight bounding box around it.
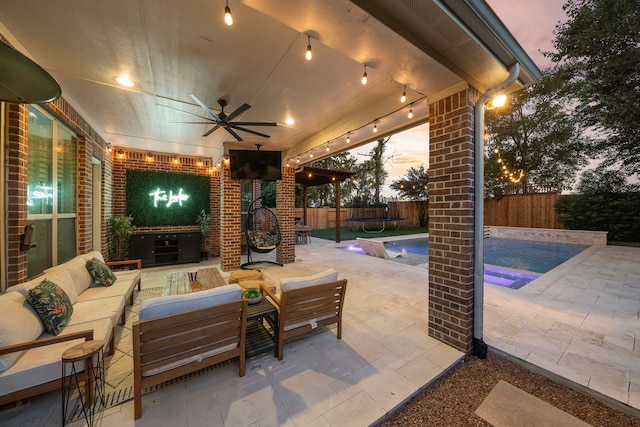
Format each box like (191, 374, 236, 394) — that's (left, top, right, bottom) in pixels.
(244, 288, 262, 304)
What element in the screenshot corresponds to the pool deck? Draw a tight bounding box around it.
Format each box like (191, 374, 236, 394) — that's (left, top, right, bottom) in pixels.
(1, 236, 639, 425)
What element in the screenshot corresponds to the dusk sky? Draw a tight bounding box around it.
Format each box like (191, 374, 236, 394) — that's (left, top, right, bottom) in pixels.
(353, 0, 568, 198)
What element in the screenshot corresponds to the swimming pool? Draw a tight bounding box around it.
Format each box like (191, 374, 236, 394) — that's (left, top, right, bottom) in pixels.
(364, 237, 587, 289)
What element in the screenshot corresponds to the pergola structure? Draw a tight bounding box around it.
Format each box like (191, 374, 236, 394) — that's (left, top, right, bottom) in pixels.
(295, 166, 355, 243)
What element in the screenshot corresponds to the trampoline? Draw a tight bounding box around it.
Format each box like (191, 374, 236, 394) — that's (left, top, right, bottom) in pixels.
(347, 217, 406, 233)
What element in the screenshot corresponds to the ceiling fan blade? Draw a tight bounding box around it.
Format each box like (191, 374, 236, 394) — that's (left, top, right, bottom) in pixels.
(159, 104, 218, 122)
(170, 121, 216, 124)
(189, 93, 222, 122)
(232, 121, 278, 127)
(225, 103, 251, 122)
(225, 127, 244, 141)
(203, 124, 221, 137)
(229, 124, 272, 138)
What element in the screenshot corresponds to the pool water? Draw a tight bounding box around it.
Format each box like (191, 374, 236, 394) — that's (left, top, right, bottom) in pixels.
(381, 237, 587, 289)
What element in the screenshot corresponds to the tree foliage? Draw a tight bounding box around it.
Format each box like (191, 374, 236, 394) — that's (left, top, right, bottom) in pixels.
(549, 0, 640, 177)
(576, 168, 640, 194)
(484, 74, 588, 196)
(389, 164, 429, 201)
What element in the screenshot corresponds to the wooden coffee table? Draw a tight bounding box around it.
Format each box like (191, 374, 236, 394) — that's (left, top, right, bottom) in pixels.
(163, 267, 226, 296)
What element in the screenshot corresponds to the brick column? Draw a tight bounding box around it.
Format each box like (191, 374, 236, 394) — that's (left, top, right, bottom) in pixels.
(428, 89, 476, 352)
(220, 165, 241, 271)
(276, 166, 296, 264)
(5, 103, 29, 286)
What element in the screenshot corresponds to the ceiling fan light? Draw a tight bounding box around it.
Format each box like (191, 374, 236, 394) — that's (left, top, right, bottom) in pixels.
(224, 1, 233, 26)
(305, 35, 312, 61)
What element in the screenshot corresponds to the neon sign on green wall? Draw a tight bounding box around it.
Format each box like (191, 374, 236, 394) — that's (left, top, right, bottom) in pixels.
(126, 170, 210, 227)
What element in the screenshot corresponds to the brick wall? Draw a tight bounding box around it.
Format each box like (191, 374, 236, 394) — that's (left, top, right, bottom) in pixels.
(276, 166, 296, 264)
(428, 89, 477, 352)
(220, 164, 242, 270)
(4, 97, 109, 286)
(110, 150, 219, 260)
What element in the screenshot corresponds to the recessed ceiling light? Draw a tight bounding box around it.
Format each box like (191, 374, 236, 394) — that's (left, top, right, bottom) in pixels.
(285, 118, 295, 125)
(115, 75, 134, 87)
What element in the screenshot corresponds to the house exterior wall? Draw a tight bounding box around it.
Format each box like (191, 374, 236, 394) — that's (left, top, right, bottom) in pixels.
(276, 166, 296, 264)
(428, 89, 477, 353)
(220, 164, 242, 270)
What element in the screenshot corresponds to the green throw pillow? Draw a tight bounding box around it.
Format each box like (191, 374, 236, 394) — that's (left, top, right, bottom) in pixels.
(27, 279, 74, 336)
(86, 257, 117, 287)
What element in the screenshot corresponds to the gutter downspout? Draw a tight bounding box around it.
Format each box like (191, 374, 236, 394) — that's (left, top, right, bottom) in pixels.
(473, 63, 520, 358)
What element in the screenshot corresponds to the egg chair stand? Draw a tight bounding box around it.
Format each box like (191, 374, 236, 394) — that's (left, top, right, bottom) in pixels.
(242, 198, 283, 269)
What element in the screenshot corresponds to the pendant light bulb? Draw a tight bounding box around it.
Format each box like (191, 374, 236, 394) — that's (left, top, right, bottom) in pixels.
(408, 106, 413, 119)
(373, 122, 378, 133)
(224, 1, 233, 26)
(296, 155, 300, 164)
(361, 65, 368, 85)
(346, 133, 350, 144)
(305, 35, 312, 61)
(400, 85, 407, 103)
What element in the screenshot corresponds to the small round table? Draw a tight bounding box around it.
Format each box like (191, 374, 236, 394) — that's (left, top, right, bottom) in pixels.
(61, 340, 105, 426)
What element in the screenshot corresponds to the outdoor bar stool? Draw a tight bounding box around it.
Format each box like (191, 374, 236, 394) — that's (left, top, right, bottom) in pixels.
(61, 340, 105, 427)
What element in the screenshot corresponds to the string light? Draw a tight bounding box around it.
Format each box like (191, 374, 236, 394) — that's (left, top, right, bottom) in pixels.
(326, 142, 330, 152)
(372, 121, 378, 133)
(305, 35, 312, 61)
(224, 0, 233, 26)
(492, 147, 525, 183)
(146, 153, 153, 162)
(361, 65, 368, 85)
(400, 85, 407, 103)
(408, 103, 413, 119)
(346, 132, 350, 144)
(296, 155, 300, 164)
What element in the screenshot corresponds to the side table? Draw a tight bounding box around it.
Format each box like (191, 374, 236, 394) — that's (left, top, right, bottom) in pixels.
(245, 298, 279, 358)
(61, 340, 105, 426)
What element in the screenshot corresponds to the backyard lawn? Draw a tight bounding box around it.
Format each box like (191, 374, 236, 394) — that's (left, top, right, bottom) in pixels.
(310, 225, 427, 242)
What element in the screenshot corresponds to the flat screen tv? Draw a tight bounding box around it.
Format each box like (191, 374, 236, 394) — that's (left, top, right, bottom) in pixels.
(126, 170, 210, 227)
(229, 149, 282, 181)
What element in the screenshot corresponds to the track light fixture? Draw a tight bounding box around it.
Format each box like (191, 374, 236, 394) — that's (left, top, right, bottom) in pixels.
(361, 65, 368, 85)
(224, 0, 233, 26)
(401, 85, 407, 103)
(305, 35, 312, 61)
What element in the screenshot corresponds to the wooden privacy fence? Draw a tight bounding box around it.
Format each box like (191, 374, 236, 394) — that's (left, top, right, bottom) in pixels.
(483, 193, 561, 229)
(294, 194, 562, 230)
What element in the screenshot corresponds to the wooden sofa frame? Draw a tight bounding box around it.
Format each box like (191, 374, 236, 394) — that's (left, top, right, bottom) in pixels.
(261, 279, 347, 360)
(132, 299, 248, 419)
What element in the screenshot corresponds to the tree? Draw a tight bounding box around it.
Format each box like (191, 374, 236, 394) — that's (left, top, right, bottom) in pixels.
(549, 0, 640, 177)
(484, 74, 588, 196)
(357, 138, 391, 205)
(390, 164, 429, 227)
(576, 168, 640, 194)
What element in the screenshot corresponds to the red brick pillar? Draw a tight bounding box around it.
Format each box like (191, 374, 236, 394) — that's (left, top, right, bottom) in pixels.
(220, 165, 242, 271)
(428, 89, 476, 352)
(276, 166, 296, 264)
(5, 103, 30, 286)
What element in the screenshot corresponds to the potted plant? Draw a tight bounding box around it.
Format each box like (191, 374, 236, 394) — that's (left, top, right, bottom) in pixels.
(108, 215, 135, 260)
(196, 209, 211, 260)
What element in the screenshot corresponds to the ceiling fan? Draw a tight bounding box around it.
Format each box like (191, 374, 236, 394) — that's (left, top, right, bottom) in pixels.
(186, 93, 277, 141)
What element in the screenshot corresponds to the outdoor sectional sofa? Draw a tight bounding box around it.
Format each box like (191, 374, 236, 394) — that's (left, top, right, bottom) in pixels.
(0, 251, 141, 406)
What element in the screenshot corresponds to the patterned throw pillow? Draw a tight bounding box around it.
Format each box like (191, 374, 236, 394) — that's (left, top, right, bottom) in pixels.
(249, 231, 275, 248)
(86, 257, 117, 287)
(27, 279, 74, 336)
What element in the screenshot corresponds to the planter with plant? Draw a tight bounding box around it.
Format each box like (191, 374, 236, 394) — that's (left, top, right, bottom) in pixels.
(108, 215, 135, 261)
(244, 288, 262, 304)
(196, 209, 212, 260)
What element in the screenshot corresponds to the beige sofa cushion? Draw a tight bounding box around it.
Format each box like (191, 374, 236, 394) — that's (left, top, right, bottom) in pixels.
(139, 284, 242, 321)
(0, 292, 45, 372)
(45, 256, 93, 295)
(280, 269, 339, 291)
(7, 270, 78, 305)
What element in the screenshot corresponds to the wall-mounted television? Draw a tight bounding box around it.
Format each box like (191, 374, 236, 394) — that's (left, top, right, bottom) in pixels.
(126, 170, 210, 227)
(229, 149, 282, 181)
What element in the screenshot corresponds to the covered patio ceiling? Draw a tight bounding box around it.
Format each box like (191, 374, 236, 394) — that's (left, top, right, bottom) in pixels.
(0, 0, 540, 165)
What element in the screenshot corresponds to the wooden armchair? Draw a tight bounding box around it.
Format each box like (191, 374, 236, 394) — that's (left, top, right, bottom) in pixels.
(260, 271, 347, 360)
(132, 286, 247, 419)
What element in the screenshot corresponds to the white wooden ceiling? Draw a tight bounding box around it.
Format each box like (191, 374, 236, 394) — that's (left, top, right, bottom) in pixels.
(0, 0, 539, 164)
